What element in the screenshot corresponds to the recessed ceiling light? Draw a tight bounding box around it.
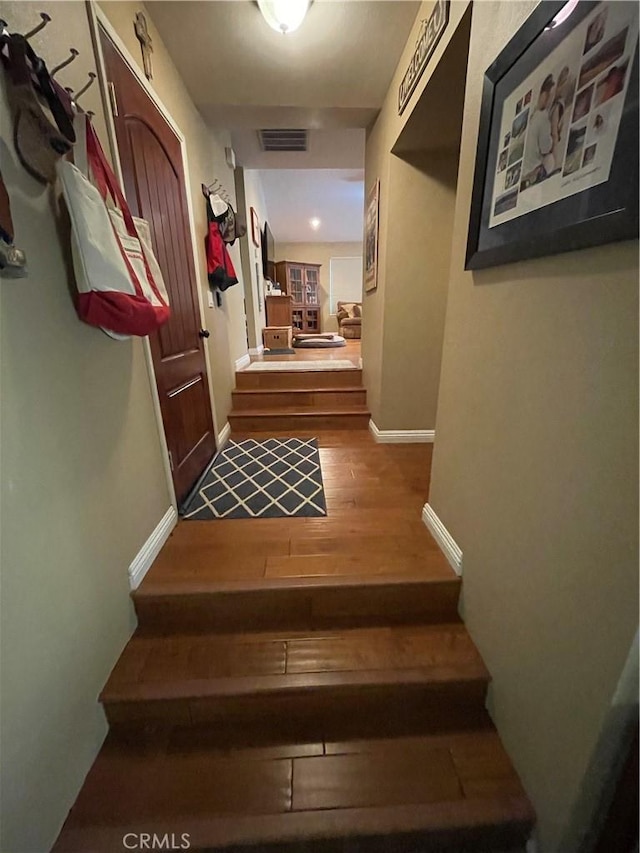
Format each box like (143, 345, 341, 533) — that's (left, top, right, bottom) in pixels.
(310, 217, 321, 230)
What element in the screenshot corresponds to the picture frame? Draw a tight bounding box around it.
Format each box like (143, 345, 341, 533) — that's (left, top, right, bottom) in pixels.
(466, 0, 638, 271)
(364, 180, 380, 292)
(250, 207, 261, 248)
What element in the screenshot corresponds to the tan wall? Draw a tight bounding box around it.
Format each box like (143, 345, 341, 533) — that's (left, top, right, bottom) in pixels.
(365, 0, 639, 848)
(427, 3, 639, 849)
(378, 149, 458, 430)
(362, 0, 471, 428)
(100, 0, 248, 434)
(362, 120, 392, 422)
(236, 169, 269, 351)
(275, 242, 363, 333)
(0, 3, 170, 851)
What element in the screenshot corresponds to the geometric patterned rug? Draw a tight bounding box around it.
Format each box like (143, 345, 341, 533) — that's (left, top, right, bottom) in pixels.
(181, 438, 327, 520)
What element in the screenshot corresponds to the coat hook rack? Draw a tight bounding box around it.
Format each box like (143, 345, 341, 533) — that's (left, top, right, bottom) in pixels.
(74, 71, 96, 102)
(205, 178, 231, 204)
(51, 47, 79, 77)
(24, 12, 51, 41)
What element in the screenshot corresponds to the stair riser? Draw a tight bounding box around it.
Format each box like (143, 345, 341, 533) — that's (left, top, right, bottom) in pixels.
(104, 680, 489, 734)
(229, 413, 371, 431)
(232, 390, 368, 410)
(134, 581, 461, 635)
(236, 370, 362, 390)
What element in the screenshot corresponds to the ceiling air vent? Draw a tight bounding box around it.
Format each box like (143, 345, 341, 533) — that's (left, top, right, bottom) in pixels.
(258, 129, 308, 152)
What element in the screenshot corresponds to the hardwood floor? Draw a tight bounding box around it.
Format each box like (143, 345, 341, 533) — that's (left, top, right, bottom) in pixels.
(54, 429, 535, 851)
(144, 434, 447, 586)
(253, 338, 362, 366)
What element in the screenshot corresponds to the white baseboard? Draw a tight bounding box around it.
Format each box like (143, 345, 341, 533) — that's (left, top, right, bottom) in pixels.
(235, 353, 251, 371)
(369, 419, 435, 444)
(249, 345, 264, 356)
(217, 421, 231, 448)
(422, 503, 463, 576)
(128, 506, 177, 590)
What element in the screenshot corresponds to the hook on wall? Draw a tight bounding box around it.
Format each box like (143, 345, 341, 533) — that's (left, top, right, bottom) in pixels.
(207, 178, 231, 203)
(74, 71, 96, 102)
(24, 12, 51, 41)
(51, 47, 79, 78)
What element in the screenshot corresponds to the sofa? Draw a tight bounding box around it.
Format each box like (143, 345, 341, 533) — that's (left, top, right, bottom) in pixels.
(336, 301, 362, 339)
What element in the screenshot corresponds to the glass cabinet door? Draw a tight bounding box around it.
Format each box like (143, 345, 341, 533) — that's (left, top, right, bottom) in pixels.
(305, 309, 320, 331)
(288, 267, 304, 303)
(304, 268, 319, 305)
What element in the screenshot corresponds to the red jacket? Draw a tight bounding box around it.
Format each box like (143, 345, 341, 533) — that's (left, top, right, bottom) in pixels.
(205, 219, 238, 291)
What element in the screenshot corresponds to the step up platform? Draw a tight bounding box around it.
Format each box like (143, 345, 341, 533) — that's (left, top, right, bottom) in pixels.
(229, 406, 371, 432)
(236, 367, 363, 390)
(101, 624, 490, 733)
(54, 431, 535, 852)
(133, 573, 462, 635)
(54, 727, 534, 852)
(231, 364, 369, 431)
(232, 387, 368, 410)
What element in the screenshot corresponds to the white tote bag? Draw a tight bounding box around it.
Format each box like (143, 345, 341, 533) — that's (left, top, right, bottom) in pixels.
(57, 114, 170, 339)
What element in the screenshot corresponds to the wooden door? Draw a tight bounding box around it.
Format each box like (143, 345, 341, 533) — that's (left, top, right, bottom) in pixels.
(99, 30, 216, 505)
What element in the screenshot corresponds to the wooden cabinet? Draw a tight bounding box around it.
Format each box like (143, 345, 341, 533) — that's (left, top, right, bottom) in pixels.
(265, 295, 293, 328)
(275, 261, 321, 333)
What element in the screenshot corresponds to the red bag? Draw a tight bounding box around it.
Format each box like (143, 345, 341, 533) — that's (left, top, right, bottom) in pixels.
(58, 116, 170, 338)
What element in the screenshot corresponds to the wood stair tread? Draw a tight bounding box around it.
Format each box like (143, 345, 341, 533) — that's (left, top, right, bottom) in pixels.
(233, 386, 366, 394)
(230, 406, 371, 416)
(101, 623, 489, 703)
(235, 372, 363, 391)
(145, 547, 455, 583)
(133, 566, 461, 635)
(238, 367, 361, 375)
(136, 572, 460, 597)
(53, 729, 534, 852)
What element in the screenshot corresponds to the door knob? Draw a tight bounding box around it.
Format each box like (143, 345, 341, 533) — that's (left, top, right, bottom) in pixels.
(198, 329, 210, 339)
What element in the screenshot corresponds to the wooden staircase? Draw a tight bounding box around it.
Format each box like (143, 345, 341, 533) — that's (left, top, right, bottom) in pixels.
(54, 438, 534, 852)
(229, 366, 370, 432)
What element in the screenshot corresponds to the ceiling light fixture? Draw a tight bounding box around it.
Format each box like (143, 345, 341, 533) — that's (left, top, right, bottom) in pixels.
(257, 0, 310, 34)
(310, 217, 321, 230)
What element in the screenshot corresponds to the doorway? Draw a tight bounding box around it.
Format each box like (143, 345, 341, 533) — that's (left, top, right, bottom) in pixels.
(99, 28, 216, 505)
